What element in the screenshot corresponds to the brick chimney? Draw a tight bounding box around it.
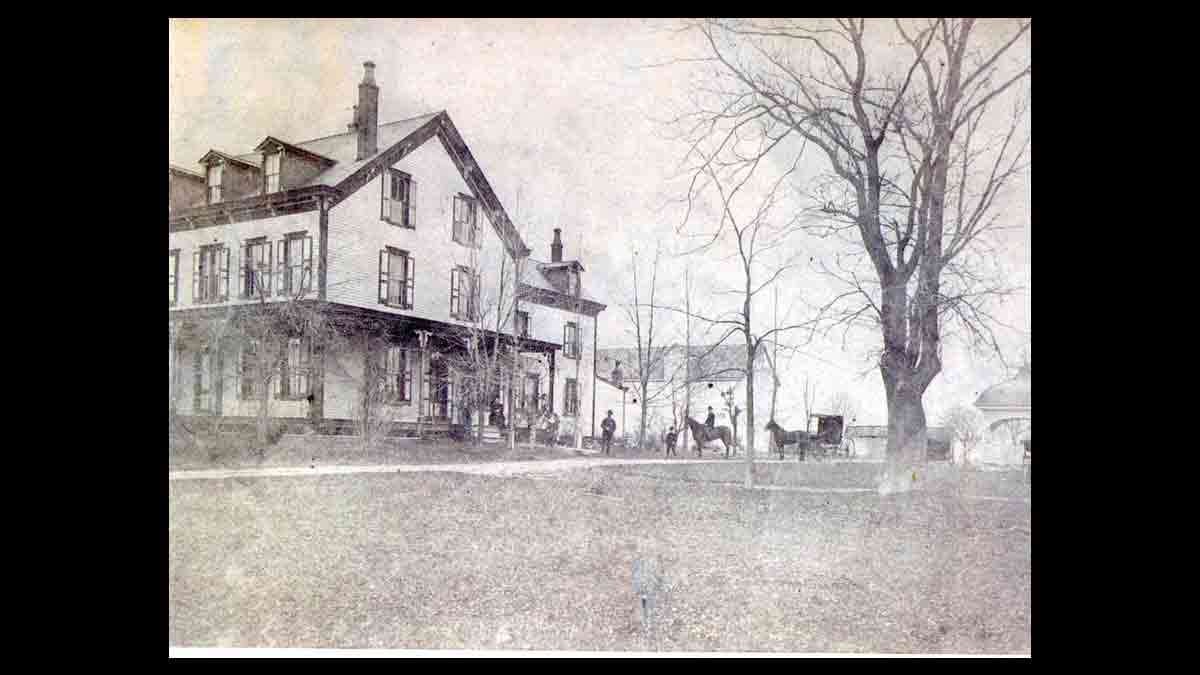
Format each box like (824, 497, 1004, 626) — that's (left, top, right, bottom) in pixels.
(551, 228, 563, 262)
(352, 61, 379, 160)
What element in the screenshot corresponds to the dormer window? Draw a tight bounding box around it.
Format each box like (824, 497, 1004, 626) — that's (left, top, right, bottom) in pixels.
(207, 163, 223, 204)
(568, 270, 579, 296)
(264, 152, 281, 193)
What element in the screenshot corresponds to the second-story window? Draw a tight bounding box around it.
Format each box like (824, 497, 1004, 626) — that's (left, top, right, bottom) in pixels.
(240, 238, 273, 299)
(264, 152, 281, 193)
(516, 310, 530, 338)
(450, 266, 479, 321)
(277, 233, 313, 297)
(383, 169, 416, 228)
(207, 163, 223, 204)
(193, 244, 229, 304)
(378, 248, 415, 309)
(564, 321, 580, 359)
(169, 250, 179, 307)
(452, 194, 479, 247)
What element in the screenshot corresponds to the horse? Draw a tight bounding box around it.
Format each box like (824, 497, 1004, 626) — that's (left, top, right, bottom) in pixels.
(684, 416, 734, 458)
(764, 420, 812, 461)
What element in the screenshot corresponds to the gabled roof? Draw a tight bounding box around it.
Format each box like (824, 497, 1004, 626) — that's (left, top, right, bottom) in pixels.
(198, 149, 261, 171)
(253, 136, 338, 165)
(289, 112, 441, 188)
(168, 164, 204, 180)
(173, 111, 538, 262)
(521, 261, 604, 306)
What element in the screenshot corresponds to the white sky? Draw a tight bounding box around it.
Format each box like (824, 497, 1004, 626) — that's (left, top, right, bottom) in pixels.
(169, 18, 1031, 426)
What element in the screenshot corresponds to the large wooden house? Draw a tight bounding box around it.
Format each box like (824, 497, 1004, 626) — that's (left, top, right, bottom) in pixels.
(169, 62, 606, 439)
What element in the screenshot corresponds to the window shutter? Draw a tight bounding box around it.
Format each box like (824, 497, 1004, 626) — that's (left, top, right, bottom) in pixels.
(277, 240, 287, 295)
(405, 256, 415, 309)
(265, 242, 273, 297)
(403, 350, 413, 402)
(381, 170, 390, 221)
(407, 179, 418, 228)
(219, 247, 230, 301)
(214, 347, 224, 414)
(193, 350, 202, 411)
(273, 350, 283, 398)
(192, 251, 201, 303)
(303, 236, 314, 294)
(450, 268, 459, 317)
(238, 241, 248, 299)
(378, 250, 389, 304)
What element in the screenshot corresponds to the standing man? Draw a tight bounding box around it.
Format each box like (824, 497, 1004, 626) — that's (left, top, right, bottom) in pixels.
(601, 410, 617, 456)
(665, 425, 678, 458)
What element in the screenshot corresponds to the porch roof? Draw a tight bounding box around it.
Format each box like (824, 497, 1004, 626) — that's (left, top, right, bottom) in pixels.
(169, 302, 561, 353)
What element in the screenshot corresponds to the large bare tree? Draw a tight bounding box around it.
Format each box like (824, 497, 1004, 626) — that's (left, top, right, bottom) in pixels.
(621, 243, 676, 449)
(673, 18, 1030, 474)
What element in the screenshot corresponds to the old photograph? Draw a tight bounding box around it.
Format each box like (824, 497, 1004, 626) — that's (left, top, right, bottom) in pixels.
(168, 18, 1032, 657)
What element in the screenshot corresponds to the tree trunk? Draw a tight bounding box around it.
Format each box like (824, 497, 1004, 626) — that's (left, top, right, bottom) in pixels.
(744, 342, 755, 489)
(639, 385, 648, 450)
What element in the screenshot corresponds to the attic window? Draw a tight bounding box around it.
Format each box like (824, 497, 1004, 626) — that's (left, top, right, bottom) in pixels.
(568, 270, 579, 296)
(264, 152, 281, 193)
(207, 163, 223, 204)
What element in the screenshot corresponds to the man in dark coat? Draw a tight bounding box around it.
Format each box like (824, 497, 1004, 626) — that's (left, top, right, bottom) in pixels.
(704, 407, 716, 440)
(601, 410, 617, 455)
(665, 425, 678, 457)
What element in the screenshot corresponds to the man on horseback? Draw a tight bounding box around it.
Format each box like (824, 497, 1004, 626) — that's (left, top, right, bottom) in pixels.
(704, 407, 716, 439)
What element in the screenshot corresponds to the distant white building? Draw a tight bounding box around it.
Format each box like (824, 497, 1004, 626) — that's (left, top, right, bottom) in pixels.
(970, 363, 1031, 466)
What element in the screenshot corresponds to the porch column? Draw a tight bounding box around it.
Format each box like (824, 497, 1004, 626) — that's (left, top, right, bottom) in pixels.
(309, 339, 325, 427)
(548, 350, 556, 413)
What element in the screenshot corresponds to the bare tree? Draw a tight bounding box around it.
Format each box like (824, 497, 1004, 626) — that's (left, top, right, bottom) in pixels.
(622, 243, 675, 449)
(802, 374, 818, 427)
(826, 391, 860, 426)
(940, 403, 984, 466)
(671, 18, 1031, 479)
(437, 238, 521, 447)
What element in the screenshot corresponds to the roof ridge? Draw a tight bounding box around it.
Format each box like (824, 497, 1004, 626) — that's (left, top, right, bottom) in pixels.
(294, 110, 443, 147)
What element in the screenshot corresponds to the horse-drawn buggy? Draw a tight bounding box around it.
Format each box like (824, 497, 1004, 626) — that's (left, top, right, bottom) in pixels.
(765, 413, 855, 461)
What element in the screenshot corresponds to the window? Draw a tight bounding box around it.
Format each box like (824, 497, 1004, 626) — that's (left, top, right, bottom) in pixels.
(515, 310, 530, 338)
(240, 238, 272, 298)
(378, 248, 415, 309)
(452, 194, 479, 247)
(522, 374, 541, 411)
(568, 270, 579, 297)
(207, 163, 223, 204)
(277, 233, 313, 297)
(169, 250, 179, 307)
(450, 266, 479, 321)
(563, 322, 580, 359)
(194, 346, 220, 414)
(383, 345, 414, 403)
(239, 339, 261, 400)
(193, 244, 230, 304)
(382, 169, 417, 228)
(275, 337, 311, 400)
(264, 152, 281, 193)
(564, 378, 579, 416)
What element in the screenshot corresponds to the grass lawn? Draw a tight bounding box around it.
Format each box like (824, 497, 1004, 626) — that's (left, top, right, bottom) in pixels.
(169, 465, 1031, 653)
(169, 432, 587, 471)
